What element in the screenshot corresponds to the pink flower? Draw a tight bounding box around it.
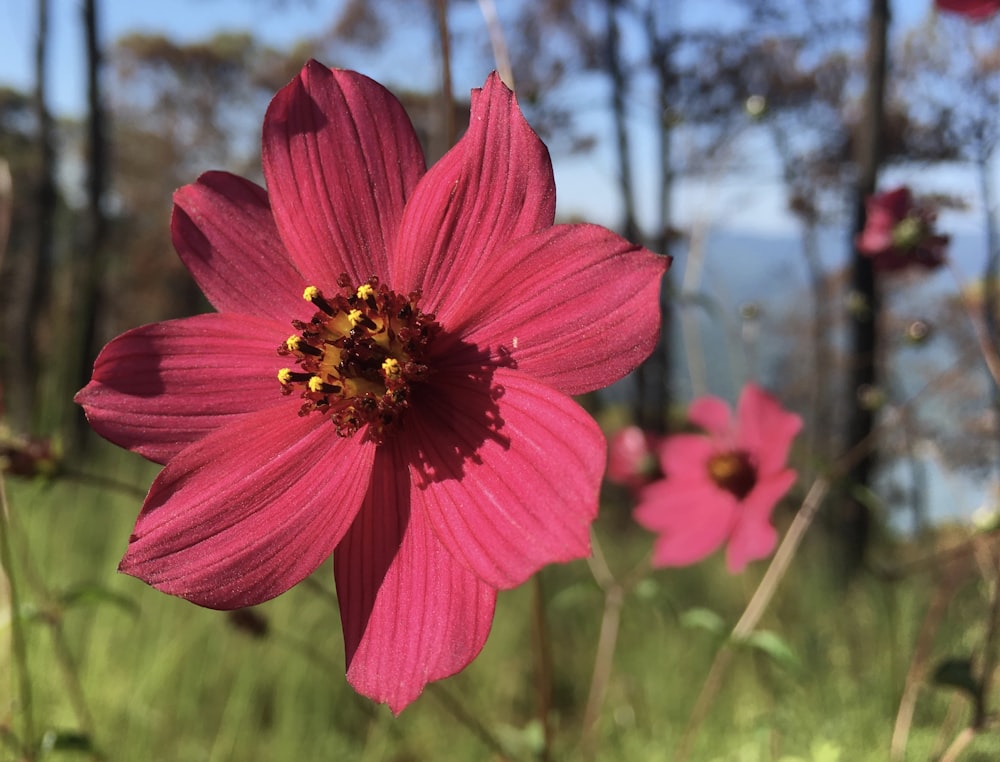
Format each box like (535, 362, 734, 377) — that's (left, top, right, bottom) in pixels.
(633, 385, 800, 572)
(606, 425, 660, 492)
(75, 61, 668, 712)
(856, 187, 949, 273)
(936, 0, 1000, 20)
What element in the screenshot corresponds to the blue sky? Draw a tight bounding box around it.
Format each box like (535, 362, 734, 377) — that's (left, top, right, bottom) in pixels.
(0, 0, 991, 235)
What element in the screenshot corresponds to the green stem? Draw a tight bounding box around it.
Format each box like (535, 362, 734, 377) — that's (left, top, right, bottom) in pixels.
(531, 573, 554, 761)
(0, 474, 36, 758)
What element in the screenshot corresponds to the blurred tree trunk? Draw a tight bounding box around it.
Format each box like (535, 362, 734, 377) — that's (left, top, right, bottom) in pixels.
(841, 0, 889, 579)
(72, 0, 108, 447)
(6, 0, 54, 432)
(431, 0, 456, 153)
(605, 0, 639, 244)
(636, 0, 674, 435)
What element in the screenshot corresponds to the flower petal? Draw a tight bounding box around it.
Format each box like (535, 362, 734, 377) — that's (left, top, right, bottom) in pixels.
(734, 385, 802, 476)
(657, 434, 713, 478)
(687, 396, 733, 438)
(262, 61, 426, 286)
(335, 441, 496, 714)
(635, 479, 737, 568)
(406, 368, 602, 589)
(120, 407, 375, 609)
(725, 470, 797, 572)
(442, 224, 667, 396)
(75, 313, 290, 464)
(391, 73, 556, 316)
(171, 171, 306, 320)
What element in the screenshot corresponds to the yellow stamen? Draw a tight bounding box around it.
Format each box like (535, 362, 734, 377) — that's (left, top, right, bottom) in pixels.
(277, 368, 293, 384)
(356, 283, 375, 300)
(308, 376, 325, 393)
(708, 454, 741, 482)
(285, 335, 302, 352)
(303, 285, 320, 302)
(347, 309, 364, 326)
(382, 358, 401, 378)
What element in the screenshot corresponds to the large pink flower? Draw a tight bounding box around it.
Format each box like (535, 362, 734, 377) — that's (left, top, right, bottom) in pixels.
(855, 187, 949, 273)
(75, 61, 667, 712)
(936, 0, 1000, 20)
(634, 385, 800, 572)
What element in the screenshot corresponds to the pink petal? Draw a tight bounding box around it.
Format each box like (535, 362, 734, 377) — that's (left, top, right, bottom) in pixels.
(443, 224, 668, 396)
(335, 441, 496, 714)
(937, 0, 1000, 19)
(75, 313, 290, 464)
(734, 384, 802, 476)
(687, 396, 733, 438)
(171, 171, 306, 320)
(405, 368, 602, 589)
(120, 407, 375, 609)
(391, 73, 556, 317)
(725, 470, 797, 572)
(658, 434, 714, 479)
(635, 478, 738, 568)
(262, 61, 425, 286)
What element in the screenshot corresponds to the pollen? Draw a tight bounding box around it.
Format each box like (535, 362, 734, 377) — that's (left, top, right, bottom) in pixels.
(707, 450, 757, 501)
(382, 358, 401, 378)
(277, 274, 439, 442)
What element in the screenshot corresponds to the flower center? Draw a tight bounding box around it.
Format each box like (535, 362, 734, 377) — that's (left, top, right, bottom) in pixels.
(277, 273, 439, 443)
(706, 450, 757, 500)
(891, 215, 926, 251)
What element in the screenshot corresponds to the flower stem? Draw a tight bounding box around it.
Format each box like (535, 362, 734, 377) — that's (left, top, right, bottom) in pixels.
(477, 0, 514, 88)
(674, 474, 831, 761)
(580, 532, 623, 761)
(531, 573, 554, 761)
(0, 473, 36, 758)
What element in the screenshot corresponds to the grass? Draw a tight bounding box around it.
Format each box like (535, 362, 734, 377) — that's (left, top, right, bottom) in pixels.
(3, 443, 1000, 761)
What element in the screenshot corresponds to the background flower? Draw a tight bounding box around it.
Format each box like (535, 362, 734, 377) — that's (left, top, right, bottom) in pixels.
(935, 0, 1000, 20)
(634, 384, 801, 572)
(855, 186, 949, 273)
(75, 61, 668, 712)
(606, 425, 661, 493)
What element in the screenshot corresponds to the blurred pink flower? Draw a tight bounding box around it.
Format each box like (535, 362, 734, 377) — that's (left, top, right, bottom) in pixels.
(75, 61, 668, 712)
(606, 425, 660, 491)
(856, 187, 949, 273)
(634, 385, 801, 572)
(936, 0, 1000, 19)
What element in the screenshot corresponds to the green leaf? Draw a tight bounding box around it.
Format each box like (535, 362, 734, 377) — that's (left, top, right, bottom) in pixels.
(679, 607, 726, 635)
(931, 657, 981, 699)
(739, 629, 800, 671)
(39, 728, 98, 755)
(58, 584, 140, 617)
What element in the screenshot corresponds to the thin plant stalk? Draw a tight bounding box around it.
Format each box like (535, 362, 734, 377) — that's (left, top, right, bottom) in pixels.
(0, 474, 35, 758)
(531, 573, 554, 761)
(477, 0, 514, 89)
(674, 474, 832, 761)
(580, 533, 649, 761)
(580, 533, 623, 760)
(936, 541, 1000, 759)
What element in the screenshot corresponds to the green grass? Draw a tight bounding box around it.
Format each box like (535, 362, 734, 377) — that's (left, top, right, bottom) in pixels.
(4, 445, 1000, 761)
